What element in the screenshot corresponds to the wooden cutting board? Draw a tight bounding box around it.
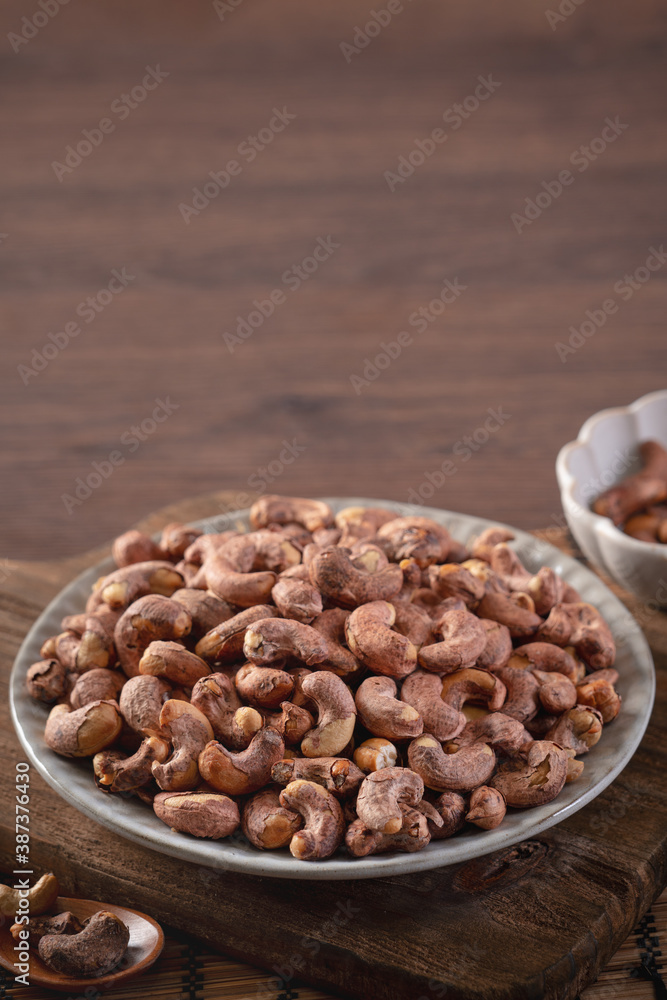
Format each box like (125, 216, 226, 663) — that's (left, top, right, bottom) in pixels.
(1, 492, 666, 1000)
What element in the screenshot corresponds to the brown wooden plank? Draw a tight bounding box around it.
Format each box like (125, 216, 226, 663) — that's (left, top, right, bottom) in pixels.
(0, 494, 666, 1000)
(1, 0, 666, 560)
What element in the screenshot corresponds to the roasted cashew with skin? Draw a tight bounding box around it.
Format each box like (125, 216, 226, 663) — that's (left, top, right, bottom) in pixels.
(299, 671, 357, 757)
(152, 700, 214, 791)
(408, 736, 496, 792)
(355, 676, 423, 740)
(345, 601, 419, 679)
(279, 779, 345, 860)
(198, 727, 284, 795)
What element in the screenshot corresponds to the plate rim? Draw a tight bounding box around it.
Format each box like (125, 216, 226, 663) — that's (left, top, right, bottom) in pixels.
(10, 498, 655, 881)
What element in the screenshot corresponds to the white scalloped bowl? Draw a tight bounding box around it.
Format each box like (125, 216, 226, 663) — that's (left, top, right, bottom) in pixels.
(556, 389, 667, 604)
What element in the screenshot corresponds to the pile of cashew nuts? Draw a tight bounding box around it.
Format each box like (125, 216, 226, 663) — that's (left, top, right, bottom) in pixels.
(27, 496, 620, 862)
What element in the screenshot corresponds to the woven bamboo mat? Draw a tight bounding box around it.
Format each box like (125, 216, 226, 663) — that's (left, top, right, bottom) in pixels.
(0, 888, 664, 999)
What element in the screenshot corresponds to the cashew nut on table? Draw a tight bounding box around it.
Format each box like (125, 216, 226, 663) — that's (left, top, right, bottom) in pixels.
(27, 496, 621, 861)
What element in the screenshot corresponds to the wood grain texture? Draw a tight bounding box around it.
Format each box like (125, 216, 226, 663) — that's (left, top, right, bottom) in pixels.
(0, 0, 665, 559)
(0, 493, 665, 1000)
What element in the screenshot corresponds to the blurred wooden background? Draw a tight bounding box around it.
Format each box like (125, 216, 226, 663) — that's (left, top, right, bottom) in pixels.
(1, 0, 665, 559)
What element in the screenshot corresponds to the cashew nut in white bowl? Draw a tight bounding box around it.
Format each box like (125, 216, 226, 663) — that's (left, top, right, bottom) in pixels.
(556, 388, 667, 602)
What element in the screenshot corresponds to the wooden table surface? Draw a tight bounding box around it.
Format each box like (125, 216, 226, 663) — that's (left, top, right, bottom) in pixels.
(0, 0, 665, 561)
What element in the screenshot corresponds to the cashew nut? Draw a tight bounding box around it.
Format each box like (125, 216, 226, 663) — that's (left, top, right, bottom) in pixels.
(271, 756, 364, 798)
(355, 676, 422, 740)
(408, 736, 496, 792)
(0, 872, 59, 918)
(271, 576, 323, 623)
(38, 910, 130, 977)
(241, 786, 302, 849)
(26, 659, 69, 703)
(112, 529, 163, 567)
(346, 807, 430, 856)
(170, 588, 234, 638)
(244, 618, 329, 667)
(279, 779, 345, 859)
(11, 911, 82, 945)
(440, 668, 506, 713)
(593, 440, 667, 525)
(576, 676, 621, 723)
(152, 699, 214, 791)
(466, 785, 506, 830)
(533, 670, 577, 715)
(418, 609, 487, 673)
(353, 737, 398, 773)
(160, 522, 203, 559)
(309, 545, 403, 609)
(235, 663, 295, 708)
(334, 504, 393, 539)
(445, 712, 530, 754)
(70, 668, 125, 710)
(546, 706, 603, 754)
(426, 791, 466, 839)
(118, 674, 171, 734)
(309, 608, 361, 678)
(153, 790, 240, 839)
(198, 727, 284, 794)
(391, 600, 434, 646)
(355, 766, 424, 834)
(139, 640, 210, 687)
(476, 619, 512, 671)
(206, 530, 301, 607)
(98, 560, 184, 609)
(469, 525, 515, 562)
(191, 672, 262, 749)
(491, 740, 568, 807)
(494, 665, 540, 722)
(345, 601, 418, 679)
(400, 670, 465, 742)
(251, 495, 334, 532)
(75, 607, 120, 672)
(300, 671, 356, 757)
(476, 590, 542, 637)
(45, 700, 122, 757)
(94, 735, 170, 792)
(427, 564, 485, 605)
(376, 516, 451, 567)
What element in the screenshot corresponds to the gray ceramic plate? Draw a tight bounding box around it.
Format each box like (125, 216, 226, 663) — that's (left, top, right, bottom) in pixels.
(10, 499, 655, 880)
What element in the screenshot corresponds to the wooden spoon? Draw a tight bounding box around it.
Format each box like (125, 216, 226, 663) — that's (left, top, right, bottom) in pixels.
(0, 896, 164, 993)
